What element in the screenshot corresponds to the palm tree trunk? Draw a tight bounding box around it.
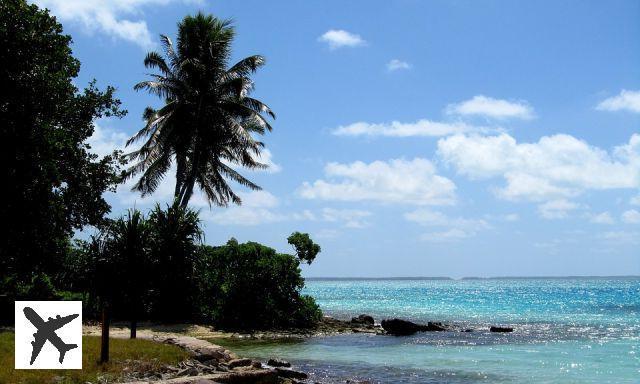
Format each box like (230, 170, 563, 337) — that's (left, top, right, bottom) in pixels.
(174, 155, 186, 201)
(178, 152, 199, 208)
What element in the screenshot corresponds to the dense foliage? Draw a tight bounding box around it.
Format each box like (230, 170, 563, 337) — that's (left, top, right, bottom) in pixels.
(126, 13, 275, 208)
(196, 239, 322, 330)
(0, 0, 124, 304)
(63, 205, 322, 330)
(0, 1, 320, 332)
(288, 232, 322, 265)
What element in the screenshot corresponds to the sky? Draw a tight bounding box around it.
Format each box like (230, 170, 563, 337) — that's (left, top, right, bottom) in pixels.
(33, 0, 640, 278)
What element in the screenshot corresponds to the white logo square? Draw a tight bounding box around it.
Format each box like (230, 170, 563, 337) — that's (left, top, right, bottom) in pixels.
(14, 301, 82, 369)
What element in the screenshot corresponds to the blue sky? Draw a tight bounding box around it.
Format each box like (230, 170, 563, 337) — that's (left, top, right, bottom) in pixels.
(34, 0, 640, 277)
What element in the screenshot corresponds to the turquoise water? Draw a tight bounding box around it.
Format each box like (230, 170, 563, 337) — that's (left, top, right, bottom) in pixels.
(223, 278, 640, 383)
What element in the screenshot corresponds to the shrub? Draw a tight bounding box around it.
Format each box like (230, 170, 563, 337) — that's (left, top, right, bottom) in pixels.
(196, 239, 322, 330)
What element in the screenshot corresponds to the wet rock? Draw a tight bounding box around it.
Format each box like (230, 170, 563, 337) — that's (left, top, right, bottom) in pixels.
(227, 358, 252, 368)
(275, 367, 308, 379)
(490, 326, 513, 333)
(350, 314, 375, 327)
(267, 358, 291, 367)
(381, 318, 448, 335)
(425, 322, 447, 331)
(381, 318, 423, 335)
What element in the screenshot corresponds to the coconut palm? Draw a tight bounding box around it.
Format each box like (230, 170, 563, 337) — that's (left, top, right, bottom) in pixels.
(125, 12, 275, 208)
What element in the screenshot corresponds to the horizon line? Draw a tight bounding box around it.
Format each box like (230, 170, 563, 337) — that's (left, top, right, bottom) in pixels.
(305, 275, 640, 280)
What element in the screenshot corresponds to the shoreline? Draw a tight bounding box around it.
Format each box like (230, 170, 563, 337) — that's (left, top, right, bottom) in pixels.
(80, 317, 381, 384)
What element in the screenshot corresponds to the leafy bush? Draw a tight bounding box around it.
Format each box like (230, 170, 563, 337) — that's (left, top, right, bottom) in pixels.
(196, 239, 322, 330)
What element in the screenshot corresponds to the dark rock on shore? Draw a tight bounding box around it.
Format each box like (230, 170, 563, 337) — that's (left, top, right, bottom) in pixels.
(275, 367, 308, 379)
(490, 326, 514, 333)
(350, 314, 375, 327)
(381, 318, 449, 335)
(267, 358, 291, 367)
(227, 358, 253, 369)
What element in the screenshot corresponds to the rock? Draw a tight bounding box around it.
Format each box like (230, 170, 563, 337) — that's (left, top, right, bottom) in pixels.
(425, 322, 447, 331)
(251, 360, 262, 368)
(275, 367, 308, 379)
(490, 326, 513, 333)
(381, 318, 423, 335)
(177, 367, 199, 377)
(267, 358, 291, 367)
(350, 314, 375, 326)
(227, 358, 252, 368)
(381, 318, 448, 335)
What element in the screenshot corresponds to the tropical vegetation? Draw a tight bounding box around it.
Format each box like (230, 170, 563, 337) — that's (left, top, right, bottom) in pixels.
(125, 12, 276, 208)
(0, 1, 322, 333)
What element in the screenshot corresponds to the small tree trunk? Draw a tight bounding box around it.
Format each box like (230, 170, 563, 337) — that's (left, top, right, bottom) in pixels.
(100, 304, 110, 363)
(130, 316, 137, 339)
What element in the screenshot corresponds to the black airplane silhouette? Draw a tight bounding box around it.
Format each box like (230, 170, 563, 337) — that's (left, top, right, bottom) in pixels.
(23, 307, 79, 364)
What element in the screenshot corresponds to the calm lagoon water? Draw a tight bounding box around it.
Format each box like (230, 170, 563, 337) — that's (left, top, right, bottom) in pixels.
(217, 278, 640, 383)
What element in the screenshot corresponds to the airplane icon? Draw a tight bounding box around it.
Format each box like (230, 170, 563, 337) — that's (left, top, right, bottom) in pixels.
(23, 307, 79, 364)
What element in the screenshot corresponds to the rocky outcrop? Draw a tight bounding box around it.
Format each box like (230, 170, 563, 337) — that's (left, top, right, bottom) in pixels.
(350, 314, 375, 327)
(227, 358, 253, 369)
(275, 367, 308, 379)
(381, 318, 449, 335)
(267, 358, 291, 367)
(490, 326, 514, 333)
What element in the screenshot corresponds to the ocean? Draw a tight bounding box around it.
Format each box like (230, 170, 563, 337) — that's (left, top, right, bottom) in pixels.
(216, 277, 640, 383)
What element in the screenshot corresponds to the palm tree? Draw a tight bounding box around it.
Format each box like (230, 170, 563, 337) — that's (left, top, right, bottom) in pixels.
(147, 202, 203, 321)
(125, 13, 275, 208)
(106, 209, 150, 338)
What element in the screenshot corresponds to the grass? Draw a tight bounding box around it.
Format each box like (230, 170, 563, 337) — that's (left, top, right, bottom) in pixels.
(0, 331, 189, 384)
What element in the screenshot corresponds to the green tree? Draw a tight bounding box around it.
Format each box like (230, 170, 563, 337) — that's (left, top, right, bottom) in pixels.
(197, 239, 322, 330)
(147, 203, 203, 320)
(287, 232, 321, 265)
(125, 13, 275, 208)
(104, 210, 150, 338)
(0, 0, 125, 292)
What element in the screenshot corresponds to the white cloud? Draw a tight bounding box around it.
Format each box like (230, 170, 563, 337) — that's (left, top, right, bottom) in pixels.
(331, 119, 492, 138)
(589, 211, 615, 225)
(291, 210, 317, 221)
(446, 95, 534, 120)
(596, 90, 640, 113)
(318, 29, 365, 49)
(537, 199, 579, 219)
(387, 59, 411, 71)
(32, 0, 197, 49)
(321, 208, 372, 228)
(87, 123, 128, 157)
(504, 213, 520, 222)
(420, 228, 472, 242)
(314, 229, 340, 240)
(298, 158, 456, 206)
(404, 209, 489, 229)
(622, 209, 640, 224)
(203, 191, 285, 226)
(437, 133, 640, 202)
(631, 195, 640, 206)
(404, 209, 490, 242)
(599, 231, 640, 244)
(231, 148, 281, 174)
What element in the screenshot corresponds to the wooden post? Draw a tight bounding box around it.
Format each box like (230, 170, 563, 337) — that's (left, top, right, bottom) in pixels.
(100, 303, 110, 363)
